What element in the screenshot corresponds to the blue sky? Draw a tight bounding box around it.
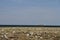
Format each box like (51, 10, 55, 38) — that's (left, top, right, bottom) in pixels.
(0, 0, 60, 25)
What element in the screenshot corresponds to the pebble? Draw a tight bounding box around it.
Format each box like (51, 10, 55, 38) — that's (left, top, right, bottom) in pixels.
(40, 37, 43, 39)
(11, 39, 14, 40)
(6, 33, 8, 34)
(4, 34, 8, 39)
(35, 36, 38, 38)
(30, 32, 33, 35)
(26, 34, 29, 36)
(1, 29, 4, 31)
(12, 31, 16, 33)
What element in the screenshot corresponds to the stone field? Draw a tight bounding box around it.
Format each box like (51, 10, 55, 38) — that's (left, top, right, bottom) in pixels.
(0, 27, 60, 40)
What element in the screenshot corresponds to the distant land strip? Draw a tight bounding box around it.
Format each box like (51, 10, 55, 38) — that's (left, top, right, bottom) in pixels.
(0, 25, 60, 27)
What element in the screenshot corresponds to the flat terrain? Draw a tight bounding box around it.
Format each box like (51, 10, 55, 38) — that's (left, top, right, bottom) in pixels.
(0, 27, 60, 40)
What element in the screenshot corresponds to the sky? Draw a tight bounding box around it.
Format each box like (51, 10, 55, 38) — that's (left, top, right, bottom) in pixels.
(0, 0, 60, 25)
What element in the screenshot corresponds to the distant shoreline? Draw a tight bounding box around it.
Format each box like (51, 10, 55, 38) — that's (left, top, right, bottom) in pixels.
(0, 25, 60, 27)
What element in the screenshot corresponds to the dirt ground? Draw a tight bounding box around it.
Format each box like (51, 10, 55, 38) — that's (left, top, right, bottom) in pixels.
(0, 27, 60, 40)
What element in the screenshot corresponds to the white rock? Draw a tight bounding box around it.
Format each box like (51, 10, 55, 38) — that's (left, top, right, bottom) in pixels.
(1, 29, 4, 31)
(26, 34, 29, 36)
(40, 37, 43, 39)
(48, 35, 50, 37)
(54, 31, 58, 34)
(12, 31, 16, 33)
(11, 39, 14, 40)
(6, 33, 8, 34)
(35, 36, 38, 38)
(4, 34, 8, 39)
(30, 32, 33, 35)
